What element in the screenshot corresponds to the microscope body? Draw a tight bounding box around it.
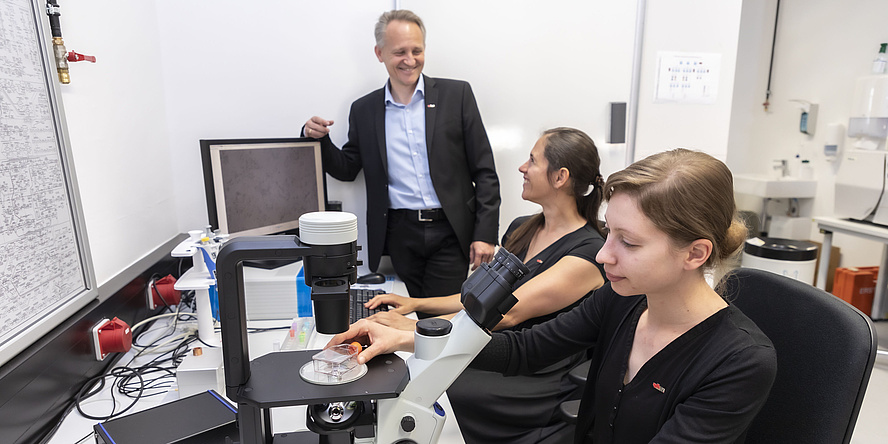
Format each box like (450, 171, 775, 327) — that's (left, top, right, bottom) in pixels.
(215, 224, 527, 444)
(377, 247, 529, 443)
(216, 233, 367, 444)
(215, 235, 359, 399)
(376, 311, 488, 443)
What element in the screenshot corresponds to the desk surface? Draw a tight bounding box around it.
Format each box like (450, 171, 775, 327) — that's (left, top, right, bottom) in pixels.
(815, 216, 888, 319)
(815, 217, 888, 242)
(49, 271, 468, 444)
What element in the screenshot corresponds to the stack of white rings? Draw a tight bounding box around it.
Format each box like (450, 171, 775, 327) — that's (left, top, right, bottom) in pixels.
(298, 211, 358, 245)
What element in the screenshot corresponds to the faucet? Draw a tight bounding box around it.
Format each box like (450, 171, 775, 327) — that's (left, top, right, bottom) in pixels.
(772, 159, 788, 178)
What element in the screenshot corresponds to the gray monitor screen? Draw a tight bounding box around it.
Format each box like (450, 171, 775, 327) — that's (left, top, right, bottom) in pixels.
(201, 139, 325, 237)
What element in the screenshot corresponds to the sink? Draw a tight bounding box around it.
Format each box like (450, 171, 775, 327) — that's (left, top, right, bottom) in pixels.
(733, 174, 817, 198)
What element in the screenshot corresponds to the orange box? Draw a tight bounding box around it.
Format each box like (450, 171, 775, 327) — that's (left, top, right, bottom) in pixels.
(832, 267, 877, 314)
(832, 268, 847, 301)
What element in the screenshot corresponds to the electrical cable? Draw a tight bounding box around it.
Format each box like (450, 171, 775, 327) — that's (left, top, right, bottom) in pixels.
(74, 367, 145, 420)
(73, 432, 93, 444)
(177, 256, 186, 279)
(128, 301, 198, 356)
(44, 270, 217, 441)
(39, 329, 159, 443)
(115, 364, 178, 398)
(131, 323, 186, 348)
(112, 330, 197, 403)
(131, 302, 191, 353)
(246, 325, 290, 333)
(131, 332, 194, 355)
(178, 288, 197, 313)
(40, 328, 167, 443)
(39, 291, 197, 444)
(148, 273, 174, 313)
(131, 311, 181, 331)
(70, 312, 199, 423)
(37, 398, 78, 444)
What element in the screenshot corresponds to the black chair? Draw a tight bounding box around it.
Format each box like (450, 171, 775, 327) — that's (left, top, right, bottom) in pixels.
(723, 268, 877, 444)
(557, 361, 588, 424)
(559, 268, 877, 443)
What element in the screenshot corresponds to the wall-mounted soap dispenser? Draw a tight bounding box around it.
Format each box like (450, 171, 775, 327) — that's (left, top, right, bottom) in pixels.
(791, 100, 819, 136)
(824, 122, 845, 161)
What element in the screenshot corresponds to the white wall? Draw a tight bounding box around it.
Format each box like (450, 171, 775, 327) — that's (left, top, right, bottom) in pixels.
(55, 0, 636, 286)
(155, 1, 636, 268)
(155, 1, 389, 270)
(59, 1, 177, 285)
(729, 0, 888, 268)
(56, 0, 887, 284)
(402, 0, 636, 230)
(634, 0, 744, 161)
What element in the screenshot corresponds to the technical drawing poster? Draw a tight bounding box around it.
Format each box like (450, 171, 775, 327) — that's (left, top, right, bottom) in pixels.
(0, 0, 87, 344)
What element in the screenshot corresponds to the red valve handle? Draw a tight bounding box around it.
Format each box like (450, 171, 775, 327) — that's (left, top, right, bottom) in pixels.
(66, 50, 96, 63)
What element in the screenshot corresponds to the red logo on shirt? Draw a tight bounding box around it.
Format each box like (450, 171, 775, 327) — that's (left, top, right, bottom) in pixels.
(653, 383, 665, 393)
(536, 259, 543, 263)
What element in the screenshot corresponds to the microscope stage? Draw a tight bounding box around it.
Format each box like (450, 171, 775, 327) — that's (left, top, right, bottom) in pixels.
(237, 350, 409, 409)
(299, 361, 368, 385)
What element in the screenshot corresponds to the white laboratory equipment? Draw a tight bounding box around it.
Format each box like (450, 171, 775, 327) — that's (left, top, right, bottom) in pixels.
(171, 229, 225, 346)
(834, 74, 888, 223)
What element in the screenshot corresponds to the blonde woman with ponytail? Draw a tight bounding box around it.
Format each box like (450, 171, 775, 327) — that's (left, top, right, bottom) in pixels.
(467, 148, 777, 443)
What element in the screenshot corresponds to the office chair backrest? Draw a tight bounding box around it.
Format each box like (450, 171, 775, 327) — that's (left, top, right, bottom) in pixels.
(723, 268, 877, 444)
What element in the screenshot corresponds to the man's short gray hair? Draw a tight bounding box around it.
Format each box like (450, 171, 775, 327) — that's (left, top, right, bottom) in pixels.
(374, 9, 426, 48)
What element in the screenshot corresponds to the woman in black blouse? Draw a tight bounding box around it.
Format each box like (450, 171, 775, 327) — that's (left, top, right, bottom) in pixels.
(364, 127, 608, 442)
(331, 148, 777, 443)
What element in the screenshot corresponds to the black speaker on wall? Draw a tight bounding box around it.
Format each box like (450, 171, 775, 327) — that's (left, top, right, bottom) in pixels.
(608, 102, 627, 144)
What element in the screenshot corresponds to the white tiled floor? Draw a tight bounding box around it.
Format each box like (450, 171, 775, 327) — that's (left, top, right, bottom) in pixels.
(850, 321, 888, 443)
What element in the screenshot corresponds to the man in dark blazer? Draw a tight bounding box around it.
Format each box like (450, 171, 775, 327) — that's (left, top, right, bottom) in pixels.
(303, 10, 500, 303)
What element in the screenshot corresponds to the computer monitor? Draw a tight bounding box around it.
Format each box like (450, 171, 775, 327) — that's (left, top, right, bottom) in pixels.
(200, 138, 327, 237)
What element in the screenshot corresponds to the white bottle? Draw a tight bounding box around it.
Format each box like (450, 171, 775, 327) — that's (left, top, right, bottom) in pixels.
(800, 159, 814, 180)
(873, 43, 887, 74)
(790, 154, 802, 178)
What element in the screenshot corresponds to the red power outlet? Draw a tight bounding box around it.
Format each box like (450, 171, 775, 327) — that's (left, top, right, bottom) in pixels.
(147, 275, 181, 310)
(91, 317, 132, 361)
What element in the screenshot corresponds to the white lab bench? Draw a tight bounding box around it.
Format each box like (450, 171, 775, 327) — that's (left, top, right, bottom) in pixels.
(814, 216, 888, 319)
(49, 267, 468, 444)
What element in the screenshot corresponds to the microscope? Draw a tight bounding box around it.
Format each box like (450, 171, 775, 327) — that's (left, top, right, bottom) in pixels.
(215, 212, 528, 444)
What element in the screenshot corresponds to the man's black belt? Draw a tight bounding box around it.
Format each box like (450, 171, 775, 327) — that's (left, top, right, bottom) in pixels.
(392, 208, 447, 222)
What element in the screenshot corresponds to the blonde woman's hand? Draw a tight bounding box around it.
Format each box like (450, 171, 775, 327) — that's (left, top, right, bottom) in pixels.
(366, 311, 419, 331)
(325, 319, 413, 365)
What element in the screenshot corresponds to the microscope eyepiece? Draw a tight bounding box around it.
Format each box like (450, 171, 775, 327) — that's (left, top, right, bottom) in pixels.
(460, 248, 529, 330)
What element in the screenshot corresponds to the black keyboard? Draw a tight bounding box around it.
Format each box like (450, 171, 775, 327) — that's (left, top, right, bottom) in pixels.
(350, 288, 388, 323)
